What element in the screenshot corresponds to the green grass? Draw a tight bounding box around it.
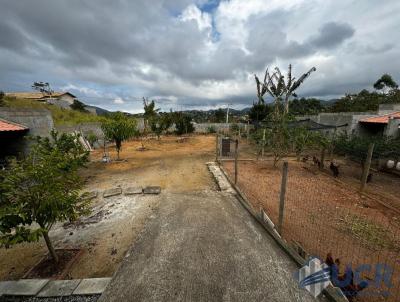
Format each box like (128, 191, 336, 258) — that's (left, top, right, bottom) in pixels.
(3, 97, 106, 126)
(338, 213, 399, 251)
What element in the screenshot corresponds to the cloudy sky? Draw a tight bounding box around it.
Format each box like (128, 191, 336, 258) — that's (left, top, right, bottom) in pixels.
(0, 0, 399, 113)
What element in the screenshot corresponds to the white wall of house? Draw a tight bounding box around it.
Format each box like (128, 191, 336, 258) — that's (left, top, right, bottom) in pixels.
(58, 94, 75, 104)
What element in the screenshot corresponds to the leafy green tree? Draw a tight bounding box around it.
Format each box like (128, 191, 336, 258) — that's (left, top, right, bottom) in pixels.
(143, 98, 159, 131)
(289, 98, 324, 115)
(249, 102, 271, 125)
(374, 74, 398, 94)
(0, 131, 89, 263)
(173, 112, 194, 135)
(70, 99, 88, 112)
(150, 114, 173, 140)
(101, 112, 137, 159)
(213, 108, 225, 123)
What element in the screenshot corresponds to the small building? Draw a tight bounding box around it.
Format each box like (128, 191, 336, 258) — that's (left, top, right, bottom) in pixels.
(6, 91, 77, 109)
(359, 112, 400, 138)
(0, 118, 29, 160)
(0, 108, 54, 159)
(297, 104, 400, 138)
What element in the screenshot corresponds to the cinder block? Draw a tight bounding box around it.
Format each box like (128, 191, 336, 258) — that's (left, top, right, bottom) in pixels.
(37, 279, 81, 297)
(3, 279, 49, 296)
(143, 186, 161, 195)
(125, 187, 143, 195)
(73, 278, 111, 295)
(103, 188, 122, 198)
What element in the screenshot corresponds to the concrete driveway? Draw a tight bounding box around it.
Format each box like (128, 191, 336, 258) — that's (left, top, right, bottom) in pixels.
(98, 189, 321, 302)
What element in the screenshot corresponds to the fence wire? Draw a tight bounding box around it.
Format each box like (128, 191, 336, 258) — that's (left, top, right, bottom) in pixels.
(220, 137, 400, 302)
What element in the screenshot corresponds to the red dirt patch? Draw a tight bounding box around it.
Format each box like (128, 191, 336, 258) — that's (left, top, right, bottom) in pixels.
(223, 160, 400, 302)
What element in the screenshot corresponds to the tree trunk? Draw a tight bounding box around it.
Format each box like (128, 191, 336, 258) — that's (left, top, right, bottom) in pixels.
(117, 149, 120, 160)
(43, 231, 59, 263)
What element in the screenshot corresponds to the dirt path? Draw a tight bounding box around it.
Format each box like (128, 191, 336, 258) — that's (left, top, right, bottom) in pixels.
(98, 190, 321, 302)
(0, 135, 215, 280)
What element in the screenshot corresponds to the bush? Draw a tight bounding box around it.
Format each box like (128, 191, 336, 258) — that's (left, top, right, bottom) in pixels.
(173, 112, 194, 135)
(207, 126, 216, 134)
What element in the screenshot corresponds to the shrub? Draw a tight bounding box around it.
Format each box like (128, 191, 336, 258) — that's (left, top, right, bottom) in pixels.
(0, 130, 89, 263)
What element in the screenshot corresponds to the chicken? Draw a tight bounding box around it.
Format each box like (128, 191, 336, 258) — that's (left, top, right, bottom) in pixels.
(330, 161, 339, 177)
(325, 253, 368, 301)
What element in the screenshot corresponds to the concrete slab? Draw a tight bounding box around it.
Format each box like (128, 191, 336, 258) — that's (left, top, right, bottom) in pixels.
(3, 279, 49, 296)
(143, 186, 161, 195)
(103, 188, 122, 198)
(73, 278, 111, 295)
(98, 191, 319, 302)
(0, 281, 14, 296)
(124, 186, 143, 195)
(37, 279, 82, 297)
(82, 191, 98, 200)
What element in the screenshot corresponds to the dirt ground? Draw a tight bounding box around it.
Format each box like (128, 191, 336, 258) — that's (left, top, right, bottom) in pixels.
(223, 159, 400, 302)
(0, 135, 215, 281)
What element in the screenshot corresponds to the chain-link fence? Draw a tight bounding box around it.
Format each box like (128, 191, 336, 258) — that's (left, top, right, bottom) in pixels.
(218, 136, 400, 302)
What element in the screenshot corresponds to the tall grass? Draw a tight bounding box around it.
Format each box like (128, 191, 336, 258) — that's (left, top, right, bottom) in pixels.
(3, 97, 106, 126)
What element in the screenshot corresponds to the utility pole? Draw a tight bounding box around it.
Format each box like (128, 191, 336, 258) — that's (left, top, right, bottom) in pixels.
(226, 103, 232, 124)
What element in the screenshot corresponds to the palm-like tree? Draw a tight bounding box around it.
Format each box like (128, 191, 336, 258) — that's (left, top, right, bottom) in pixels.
(255, 65, 316, 114)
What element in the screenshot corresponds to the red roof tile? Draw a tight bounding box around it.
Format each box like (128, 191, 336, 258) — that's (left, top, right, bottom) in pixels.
(0, 119, 28, 132)
(359, 112, 400, 124)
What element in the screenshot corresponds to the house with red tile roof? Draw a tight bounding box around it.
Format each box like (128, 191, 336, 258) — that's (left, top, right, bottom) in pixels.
(297, 103, 400, 138)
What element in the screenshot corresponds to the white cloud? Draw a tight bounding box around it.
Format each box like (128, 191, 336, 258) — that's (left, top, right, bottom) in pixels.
(113, 97, 125, 104)
(180, 4, 212, 31)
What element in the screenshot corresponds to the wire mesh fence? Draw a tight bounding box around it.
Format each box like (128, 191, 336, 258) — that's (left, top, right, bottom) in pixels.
(219, 136, 400, 302)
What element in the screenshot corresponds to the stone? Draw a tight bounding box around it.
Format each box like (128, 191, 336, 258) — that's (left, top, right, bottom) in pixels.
(3, 279, 49, 296)
(73, 278, 111, 295)
(103, 188, 122, 198)
(125, 187, 143, 195)
(0, 281, 14, 296)
(81, 191, 98, 200)
(37, 280, 81, 297)
(143, 186, 161, 195)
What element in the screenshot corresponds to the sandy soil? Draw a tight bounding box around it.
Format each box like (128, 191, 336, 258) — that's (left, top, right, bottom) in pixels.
(223, 160, 400, 302)
(0, 135, 215, 281)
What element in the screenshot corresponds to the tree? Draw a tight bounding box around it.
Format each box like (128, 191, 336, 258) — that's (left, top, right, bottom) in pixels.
(150, 114, 173, 140)
(373, 74, 398, 94)
(143, 98, 159, 131)
(0, 130, 89, 263)
(101, 112, 137, 160)
(173, 112, 194, 135)
(70, 99, 88, 112)
(289, 98, 324, 115)
(213, 108, 225, 123)
(249, 102, 271, 125)
(32, 82, 53, 95)
(255, 64, 316, 114)
(263, 114, 292, 167)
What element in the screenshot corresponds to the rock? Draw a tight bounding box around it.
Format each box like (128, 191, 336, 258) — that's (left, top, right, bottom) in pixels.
(125, 187, 143, 195)
(103, 188, 122, 198)
(143, 186, 161, 195)
(81, 191, 98, 200)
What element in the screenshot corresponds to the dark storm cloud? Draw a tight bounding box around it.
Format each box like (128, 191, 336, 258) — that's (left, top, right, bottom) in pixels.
(0, 0, 398, 111)
(308, 22, 355, 49)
